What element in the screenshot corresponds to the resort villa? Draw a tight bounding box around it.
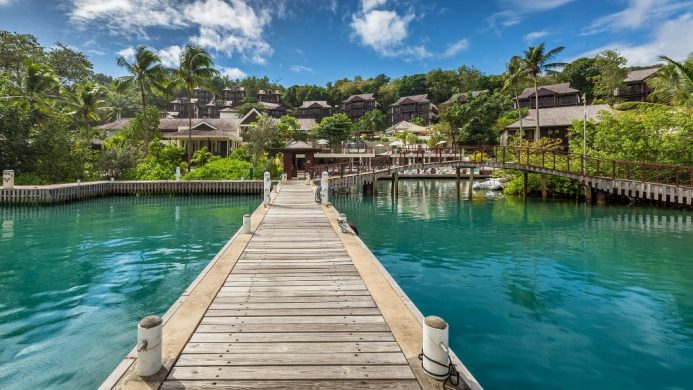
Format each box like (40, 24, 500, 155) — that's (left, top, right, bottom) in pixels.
(389, 94, 438, 125)
(296, 100, 334, 121)
(342, 93, 380, 122)
(616, 67, 660, 102)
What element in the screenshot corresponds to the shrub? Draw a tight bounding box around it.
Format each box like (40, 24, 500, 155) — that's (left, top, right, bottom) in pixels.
(183, 158, 253, 180)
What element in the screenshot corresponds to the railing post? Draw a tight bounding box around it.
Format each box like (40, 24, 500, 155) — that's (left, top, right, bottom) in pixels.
(553, 152, 556, 170)
(263, 171, 270, 207)
(321, 171, 329, 204)
(541, 151, 545, 168)
(526, 147, 530, 167)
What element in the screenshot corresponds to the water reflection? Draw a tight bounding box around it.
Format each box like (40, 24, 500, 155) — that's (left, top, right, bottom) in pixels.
(0, 195, 258, 389)
(334, 179, 693, 390)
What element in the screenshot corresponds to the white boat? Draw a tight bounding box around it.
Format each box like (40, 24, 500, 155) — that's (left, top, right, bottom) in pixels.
(472, 178, 504, 191)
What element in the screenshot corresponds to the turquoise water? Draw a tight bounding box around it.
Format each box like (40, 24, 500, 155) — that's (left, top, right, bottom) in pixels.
(0, 196, 258, 390)
(334, 180, 693, 390)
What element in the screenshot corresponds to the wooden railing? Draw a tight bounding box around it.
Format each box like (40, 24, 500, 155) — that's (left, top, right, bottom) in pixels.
(314, 145, 693, 188)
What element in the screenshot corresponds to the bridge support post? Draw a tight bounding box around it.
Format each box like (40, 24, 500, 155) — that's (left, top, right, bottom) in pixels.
(584, 184, 593, 203)
(468, 168, 474, 199)
(391, 171, 399, 197)
(523, 171, 528, 199)
(541, 174, 547, 201)
(456, 166, 461, 193)
(595, 189, 606, 205)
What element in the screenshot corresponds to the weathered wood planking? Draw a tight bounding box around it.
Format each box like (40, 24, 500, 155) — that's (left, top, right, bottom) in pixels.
(163, 182, 420, 389)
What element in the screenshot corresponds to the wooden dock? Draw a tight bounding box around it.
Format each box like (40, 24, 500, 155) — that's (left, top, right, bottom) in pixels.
(105, 180, 481, 389)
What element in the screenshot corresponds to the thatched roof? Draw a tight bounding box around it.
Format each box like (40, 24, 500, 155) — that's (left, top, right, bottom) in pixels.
(443, 90, 487, 105)
(505, 104, 612, 129)
(385, 120, 429, 134)
(299, 100, 331, 108)
(517, 83, 579, 99)
(624, 68, 659, 83)
(391, 94, 431, 106)
(343, 93, 376, 102)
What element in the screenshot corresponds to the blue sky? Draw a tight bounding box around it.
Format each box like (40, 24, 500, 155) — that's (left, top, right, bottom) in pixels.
(1, 0, 691, 85)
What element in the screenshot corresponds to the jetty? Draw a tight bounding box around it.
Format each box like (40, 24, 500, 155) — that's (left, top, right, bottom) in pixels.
(102, 180, 481, 390)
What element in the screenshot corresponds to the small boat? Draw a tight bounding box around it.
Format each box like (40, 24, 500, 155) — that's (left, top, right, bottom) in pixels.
(472, 178, 504, 191)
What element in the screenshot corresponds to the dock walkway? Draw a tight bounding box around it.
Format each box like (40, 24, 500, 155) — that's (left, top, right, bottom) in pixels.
(161, 181, 422, 389)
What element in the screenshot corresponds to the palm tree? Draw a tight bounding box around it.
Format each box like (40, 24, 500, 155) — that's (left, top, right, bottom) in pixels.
(170, 45, 218, 170)
(61, 81, 112, 127)
(116, 46, 165, 154)
(518, 43, 566, 141)
(2, 62, 59, 110)
(503, 56, 527, 140)
(648, 54, 693, 108)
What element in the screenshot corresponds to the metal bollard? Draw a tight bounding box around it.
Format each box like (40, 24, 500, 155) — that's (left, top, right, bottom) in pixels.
(321, 171, 329, 205)
(242, 214, 251, 234)
(137, 315, 163, 377)
(422, 315, 450, 380)
(3, 170, 14, 189)
(263, 172, 270, 206)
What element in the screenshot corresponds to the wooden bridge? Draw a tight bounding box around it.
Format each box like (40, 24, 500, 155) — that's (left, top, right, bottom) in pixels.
(103, 180, 481, 390)
(310, 145, 693, 206)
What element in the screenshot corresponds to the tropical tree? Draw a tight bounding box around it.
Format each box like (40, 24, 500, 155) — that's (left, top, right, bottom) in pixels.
(276, 115, 301, 141)
(503, 56, 527, 138)
(61, 81, 111, 127)
(648, 54, 692, 108)
(116, 46, 165, 154)
(2, 62, 59, 111)
(170, 45, 218, 169)
(245, 114, 282, 160)
(313, 113, 354, 144)
(591, 50, 627, 104)
(517, 43, 566, 140)
(356, 109, 387, 134)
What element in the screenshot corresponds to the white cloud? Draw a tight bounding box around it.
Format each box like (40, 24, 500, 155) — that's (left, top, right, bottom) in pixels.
(221, 67, 247, 79)
(573, 13, 693, 66)
(361, 0, 388, 12)
(69, 0, 186, 37)
(157, 45, 182, 68)
(442, 38, 469, 58)
(116, 47, 135, 61)
(582, 0, 692, 35)
(351, 9, 417, 57)
(68, 0, 274, 65)
(487, 0, 574, 33)
(523, 30, 549, 42)
(290, 65, 314, 73)
(0, 0, 14, 6)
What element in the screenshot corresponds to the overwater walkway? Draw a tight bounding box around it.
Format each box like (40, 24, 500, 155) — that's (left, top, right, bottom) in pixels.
(105, 181, 479, 389)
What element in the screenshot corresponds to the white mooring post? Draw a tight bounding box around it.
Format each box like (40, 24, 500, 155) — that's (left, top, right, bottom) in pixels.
(242, 214, 251, 234)
(321, 171, 329, 205)
(263, 171, 270, 207)
(3, 170, 14, 189)
(175, 167, 181, 182)
(422, 315, 450, 380)
(137, 315, 163, 377)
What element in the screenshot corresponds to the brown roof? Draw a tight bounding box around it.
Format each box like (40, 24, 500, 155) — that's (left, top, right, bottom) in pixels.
(517, 83, 579, 99)
(260, 102, 286, 110)
(281, 140, 320, 151)
(99, 118, 242, 132)
(391, 94, 431, 106)
(505, 104, 612, 129)
(624, 68, 659, 83)
(443, 90, 487, 105)
(343, 93, 376, 102)
(299, 100, 331, 108)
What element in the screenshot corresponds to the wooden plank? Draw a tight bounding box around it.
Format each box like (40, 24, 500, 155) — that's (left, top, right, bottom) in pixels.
(167, 365, 416, 381)
(195, 323, 391, 333)
(161, 379, 421, 389)
(182, 341, 403, 354)
(212, 296, 375, 304)
(200, 315, 385, 325)
(205, 308, 381, 316)
(189, 332, 396, 343)
(175, 352, 408, 366)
